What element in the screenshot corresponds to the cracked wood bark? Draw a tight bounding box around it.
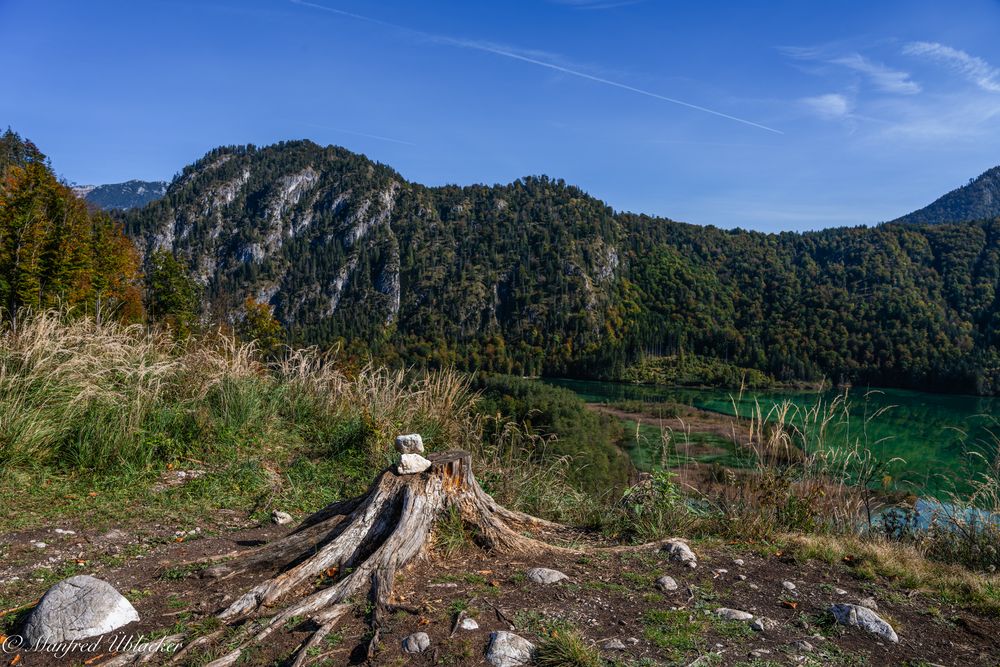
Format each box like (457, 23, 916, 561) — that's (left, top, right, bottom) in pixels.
(100, 450, 666, 667)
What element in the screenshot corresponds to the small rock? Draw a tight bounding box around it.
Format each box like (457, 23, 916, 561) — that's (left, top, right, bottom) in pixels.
(31, 541, 46, 549)
(460, 617, 479, 630)
(737, 574, 747, 581)
(656, 575, 678, 591)
(602, 638, 626, 650)
(271, 510, 293, 525)
(397, 452, 432, 475)
(626, 637, 640, 645)
(663, 539, 697, 568)
(829, 603, 898, 643)
(748, 582, 760, 590)
(858, 596, 879, 610)
(715, 608, 754, 622)
(53, 529, 76, 536)
(429, 582, 459, 588)
(782, 580, 797, 591)
(713, 568, 729, 576)
(487, 631, 535, 667)
(793, 640, 815, 652)
(750, 617, 777, 632)
(24, 575, 139, 644)
(733, 558, 745, 566)
(834, 587, 848, 595)
(526, 567, 568, 584)
(395, 433, 425, 454)
(402, 631, 431, 653)
(750, 649, 772, 658)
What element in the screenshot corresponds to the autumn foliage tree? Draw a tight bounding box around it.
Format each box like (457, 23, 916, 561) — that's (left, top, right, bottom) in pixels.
(0, 129, 143, 321)
(237, 297, 285, 358)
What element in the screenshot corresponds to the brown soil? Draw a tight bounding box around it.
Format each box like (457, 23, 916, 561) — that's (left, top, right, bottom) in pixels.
(1, 508, 997, 666)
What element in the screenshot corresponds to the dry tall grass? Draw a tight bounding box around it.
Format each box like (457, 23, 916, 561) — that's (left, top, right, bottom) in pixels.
(0, 311, 589, 522)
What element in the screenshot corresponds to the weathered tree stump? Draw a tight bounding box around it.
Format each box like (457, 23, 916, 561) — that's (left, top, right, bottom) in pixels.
(104, 451, 588, 666)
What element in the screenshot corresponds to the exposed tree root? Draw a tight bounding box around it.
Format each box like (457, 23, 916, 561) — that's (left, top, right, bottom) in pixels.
(100, 450, 670, 666)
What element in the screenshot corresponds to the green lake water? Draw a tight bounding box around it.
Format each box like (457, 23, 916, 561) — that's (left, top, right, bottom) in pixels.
(544, 379, 999, 499)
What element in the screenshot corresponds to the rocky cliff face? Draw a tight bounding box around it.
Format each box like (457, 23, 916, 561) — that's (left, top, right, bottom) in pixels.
(124, 140, 1000, 392)
(124, 141, 624, 372)
(74, 180, 168, 210)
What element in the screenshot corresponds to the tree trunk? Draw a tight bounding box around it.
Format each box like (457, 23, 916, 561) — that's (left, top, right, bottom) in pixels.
(103, 451, 589, 666)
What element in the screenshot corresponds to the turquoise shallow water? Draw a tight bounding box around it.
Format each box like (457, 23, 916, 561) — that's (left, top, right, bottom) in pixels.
(543, 378, 999, 499)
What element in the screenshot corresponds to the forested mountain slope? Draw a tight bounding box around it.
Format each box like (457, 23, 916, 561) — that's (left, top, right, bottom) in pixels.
(893, 166, 1000, 225)
(123, 140, 1000, 394)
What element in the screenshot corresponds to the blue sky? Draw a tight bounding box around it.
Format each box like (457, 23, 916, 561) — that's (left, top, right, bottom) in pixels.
(3, 0, 1000, 231)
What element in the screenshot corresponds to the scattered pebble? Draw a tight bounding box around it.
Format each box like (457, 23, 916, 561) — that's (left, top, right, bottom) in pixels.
(459, 617, 479, 631)
(829, 603, 898, 643)
(656, 575, 678, 591)
(602, 638, 626, 650)
(715, 607, 754, 622)
(487, 631, 535, 667)
(782, 580, 797, 591)
(733, 558, 745, 566)
(271, 510, 293, 525)
(526, 567, 568, 584)
(663, 539, 698, 568)
(402, 631, 431, 653)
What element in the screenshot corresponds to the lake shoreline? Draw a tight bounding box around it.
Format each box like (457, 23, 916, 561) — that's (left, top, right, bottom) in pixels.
(544, 377, 999, 501)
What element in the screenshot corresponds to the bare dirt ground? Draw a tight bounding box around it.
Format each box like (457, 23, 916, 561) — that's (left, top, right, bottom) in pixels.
(2, 507, 998, 666)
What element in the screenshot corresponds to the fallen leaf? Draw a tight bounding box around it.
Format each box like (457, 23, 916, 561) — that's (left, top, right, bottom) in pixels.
(83, 654, 105, 665)
(173, 537, 184, 543)
(88, 492, 98, 497)
(781, 600, 798, 609)
(0, 635, 6, 644)
(9, 655, 21, 666)
(76, 559, 87, 566)
(324, 567, 338, 578)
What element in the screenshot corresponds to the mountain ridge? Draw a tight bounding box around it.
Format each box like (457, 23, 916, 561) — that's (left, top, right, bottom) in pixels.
(74, 179, 168, 210)
(892, 166, 1000, 226)
(123, 139, 1000, 394)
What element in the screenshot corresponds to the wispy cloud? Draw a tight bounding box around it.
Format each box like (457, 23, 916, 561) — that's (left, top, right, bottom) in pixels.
(801, 93, 852, 119)
(780, 46, 920, 95)
(289, 0, 782, 134)
(903, 42, 1000, 93)
(829, 54, 920, 94)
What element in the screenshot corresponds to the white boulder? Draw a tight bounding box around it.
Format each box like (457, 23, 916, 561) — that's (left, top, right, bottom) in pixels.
(23, 575, 139, 645)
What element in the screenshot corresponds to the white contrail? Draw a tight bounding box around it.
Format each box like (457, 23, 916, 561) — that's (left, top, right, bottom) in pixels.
(452, 40, 783, 134)
(289, 0, 783, 134)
